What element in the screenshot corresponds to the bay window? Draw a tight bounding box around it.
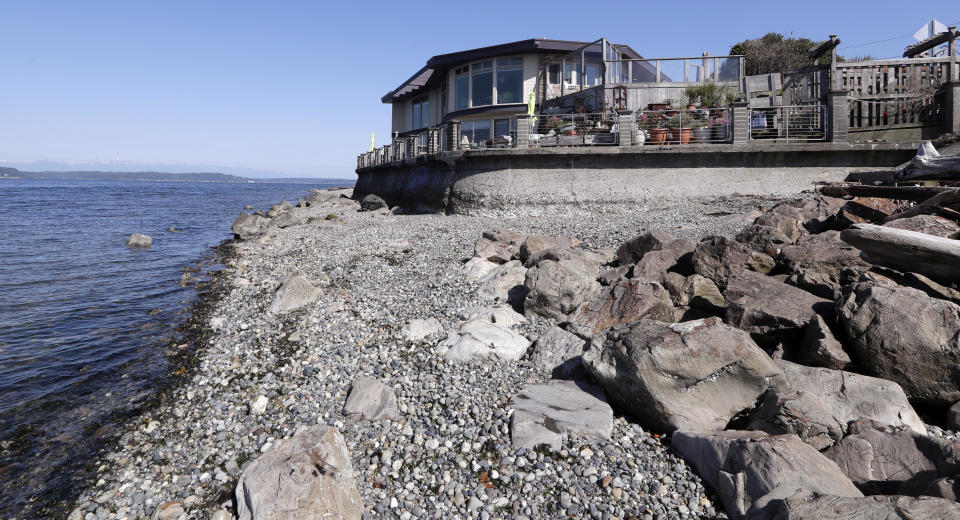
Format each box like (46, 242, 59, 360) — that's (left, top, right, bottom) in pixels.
(451, 56, 525, 111)
(496, 57, 523, 104)
(471, 61, 493, 107)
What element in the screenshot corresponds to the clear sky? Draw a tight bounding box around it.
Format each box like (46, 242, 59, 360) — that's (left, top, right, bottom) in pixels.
(0, 1, 957, 178)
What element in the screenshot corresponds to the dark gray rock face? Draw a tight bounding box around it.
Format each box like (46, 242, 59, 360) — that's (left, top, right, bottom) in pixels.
(745, 360, 924, 450)
(235, 426, 364, 520)
(778, 231, 868, 300)
(530, 326, 589, 380)
(342, 377, 401, 421)
(767, 494, 960, 520)
(570, 279, 674, 337)
(724, 269, 831, 341)
(359, 194, 388, 211)
(518, 235, 579, 262)
(615, 230, 686, 265)
(508, 380, 613, 450)
(676, 274, 725, 314)
(736, 225, 794, 256)
(825, 425, 960, 498)
(753, 204, 805, 242)
(523, 260, 601, 321)
(692, 235, 774, 290)
(630, 249, 679, 282)
(583, 318, 785, 432)
(232, 212, 270, 240)
(798, 315, 850, 370)
(837, 282, 960, 405)
(671, 431, 862, 520)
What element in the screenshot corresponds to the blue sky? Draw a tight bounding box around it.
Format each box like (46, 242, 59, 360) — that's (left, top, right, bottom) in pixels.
(0, 1, 956, 178)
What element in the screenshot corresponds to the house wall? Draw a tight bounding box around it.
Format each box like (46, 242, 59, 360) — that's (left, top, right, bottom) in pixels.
(391, 103, 406, 134)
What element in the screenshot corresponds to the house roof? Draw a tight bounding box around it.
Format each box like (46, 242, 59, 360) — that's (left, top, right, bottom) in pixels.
(382, 38, 643, 104)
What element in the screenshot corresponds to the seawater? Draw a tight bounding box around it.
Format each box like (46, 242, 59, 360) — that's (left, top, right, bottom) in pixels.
(0, 179, 346, 517)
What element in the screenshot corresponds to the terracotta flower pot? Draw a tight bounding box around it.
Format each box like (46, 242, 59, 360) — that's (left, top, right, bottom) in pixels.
(670, 127, 691, 144)
(649, 128, 668, 145)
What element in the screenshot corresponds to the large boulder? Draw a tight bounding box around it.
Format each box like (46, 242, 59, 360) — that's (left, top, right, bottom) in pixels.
(835, 197, 898, 227)
(745, 360, 924, 450)
(724, 269, 832, 342)
(509, 380, 613, 450)
(342, 377, 401, 421)
(235, 426, 364, 520)
(460, 257, 498, 282)
(753, 204, 806, 242)
(824, 425, 960, 498)
(797, 315, 850, 370)
(569, 279, 674, 337)
(767, 494, 960, 520)
(476, 260, 527, 304)
(630, 249, 680, 282)
(126, 233, 152, 249)
(837, 282, 960, 405)
(269, 271, 322, 313)
(778, 231, 869, 300)
(474, 229, 525, 263)
(884, 214, 960, 238)
(529, 326, 588, 380)
(583, 318, 786, 432)
(675, 274, 725, 314)
(523, 260, 601, 321)
(267, 200, 295, 218)
(271, 209, 302, 229)
(615, 230, 694, 265)
(518, 235, 580, 262)
(671, 430, 862, 520)
(232, 212, 270, 240)
(736, 225, 794, 256)
(359, 194, 388, 211)
(692, 235, 774, 290)
(523, 247, 599, 274)
(436, 316, 529, 363)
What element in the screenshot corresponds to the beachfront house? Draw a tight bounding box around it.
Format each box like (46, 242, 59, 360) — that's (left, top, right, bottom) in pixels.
(381, 39, 650, 147)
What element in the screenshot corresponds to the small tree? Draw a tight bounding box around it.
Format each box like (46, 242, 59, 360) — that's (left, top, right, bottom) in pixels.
(730, 33, 830, 76)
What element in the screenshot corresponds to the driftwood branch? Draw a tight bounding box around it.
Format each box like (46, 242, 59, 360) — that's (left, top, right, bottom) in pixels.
(883, 188, 960, 223)
(840, 223, 960, 284)
(819, 184, 953, 202)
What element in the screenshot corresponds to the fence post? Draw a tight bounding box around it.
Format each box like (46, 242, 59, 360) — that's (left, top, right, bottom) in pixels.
(617, 110, 635, 146)
(515, 115, 530, 148)
(447, 121, 462, 150)
(732, 101, 749, 144)
(947, 83, 960, 135)
(828, 90, 849, 143)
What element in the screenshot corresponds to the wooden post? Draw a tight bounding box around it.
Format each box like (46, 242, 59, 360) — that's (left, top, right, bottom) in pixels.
(829, 34, 838, 90)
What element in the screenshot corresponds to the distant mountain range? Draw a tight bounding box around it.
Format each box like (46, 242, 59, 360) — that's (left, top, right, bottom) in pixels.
(0, 167, 353, 185)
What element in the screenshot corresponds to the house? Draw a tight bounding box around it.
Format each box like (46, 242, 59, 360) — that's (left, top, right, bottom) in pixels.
(381, 39, 647, 146)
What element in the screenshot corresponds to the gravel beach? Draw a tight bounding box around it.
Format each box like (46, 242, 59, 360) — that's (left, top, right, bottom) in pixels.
(70, 188, 793, 520)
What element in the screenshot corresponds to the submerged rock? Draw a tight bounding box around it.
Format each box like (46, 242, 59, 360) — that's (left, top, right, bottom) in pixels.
(126, 233, 152, 249)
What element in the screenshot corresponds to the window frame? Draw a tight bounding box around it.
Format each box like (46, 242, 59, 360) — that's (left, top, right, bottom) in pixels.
(450, 56, 526, 111)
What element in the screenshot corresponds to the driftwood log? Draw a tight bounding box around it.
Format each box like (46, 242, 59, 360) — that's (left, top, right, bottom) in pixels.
(840, 223, 960, 284)
(819, 184, 953, 202)
(897, 142, 960, 182)
(882, 188, 960, 223)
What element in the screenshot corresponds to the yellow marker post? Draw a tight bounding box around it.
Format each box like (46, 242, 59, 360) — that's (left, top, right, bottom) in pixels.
(369, 133, 375, 152)
(527, 92, 537, 127)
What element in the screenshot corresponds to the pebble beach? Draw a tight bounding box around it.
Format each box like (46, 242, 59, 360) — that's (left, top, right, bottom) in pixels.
(69, 188, 782, 520)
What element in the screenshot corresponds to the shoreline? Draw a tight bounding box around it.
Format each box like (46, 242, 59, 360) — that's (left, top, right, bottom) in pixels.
(68, 188, 781, 519)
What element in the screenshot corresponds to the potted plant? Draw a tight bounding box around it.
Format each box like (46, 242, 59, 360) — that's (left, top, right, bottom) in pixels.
(710, 117, 729, 142)
(638, 111, 669, 145)
(690, 119, 711, 143)
(667, 113, 692, 144)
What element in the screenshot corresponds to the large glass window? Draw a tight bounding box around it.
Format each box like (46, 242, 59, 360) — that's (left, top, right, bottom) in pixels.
(585, 64, 599, 86)
(496, 57, 523, 104)
(564, 63, 578, 86)
(548, 63, 560, 85)
(471, 61, 493, 107)
(411, 97, 429, 129)
(454, 67, 469, 110)
(460, 120, 491, 146)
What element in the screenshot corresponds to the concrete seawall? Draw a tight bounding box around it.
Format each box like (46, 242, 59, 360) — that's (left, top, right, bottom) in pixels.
(355, 143, 919, 213)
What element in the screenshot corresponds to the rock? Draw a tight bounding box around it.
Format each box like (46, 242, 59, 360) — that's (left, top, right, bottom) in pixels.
(797, 315, 850, 370)
(126, 233, 152, 248)
(476, 260, 527, 305)
(403, 318, 443, 342)
(583, 318, 786, 432)
(950, 401, 960, 431)
(671, 430, 862, 520)
(359, 194, 388, 211)
(824, 425, 960, 498)
(615, 230, 693, 265)
(837, 282, 960, 405)
(598, 265, 631, 286)
(898, 271, 960, 306)
(724, 269, 831, 342)
(151, 501, 184, 520)
(460, 257, 498, 282)
(268, 271, 322, 313)
(630, 249, 679, 282)
(271, 209, 302, 228)
(717, 209, 763, 228)
(835, 197, 899, 227)
(210, 510, 231, 520)
(569, 279, 674, 337)
(459, 304, 526, 328)
(235, 426, 363, 520)
(232, 213, 270, 240)
(436, 317, 530, 363)
(509, 380, 614, 449)
(767, 494, 960, 520)
(518, 235, 580, 262)
(523, 246, 599, 274)
(778, 231, 868, 300)
(474, 237, 513, 264)
(749, 360, 925, 442)
(692, 235, 774, 290)
(267, 201, 294, 218)
(342, 377, 401, 421)
(523, 260, 601, 321)
(243, 204, 254, 210)
(753, 204, 805, 242)
(884, 214, 960, 238)
(529, 326, 589, 380)
(676, 274, 725, 314)
(736, 225, 794, 256)
(250, 395, 268, 415)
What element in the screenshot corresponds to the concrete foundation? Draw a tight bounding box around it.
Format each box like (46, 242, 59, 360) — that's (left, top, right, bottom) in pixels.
(355, 143, 920, 214)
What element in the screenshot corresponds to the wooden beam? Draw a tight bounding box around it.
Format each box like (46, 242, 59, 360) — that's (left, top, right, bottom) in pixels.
(904, 27, 958, 58)
(819, 184, 955, 201)
(810, 35, 841, 60)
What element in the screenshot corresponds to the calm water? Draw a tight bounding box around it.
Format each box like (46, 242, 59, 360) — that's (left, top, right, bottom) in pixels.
(0, 179, 347, 517)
